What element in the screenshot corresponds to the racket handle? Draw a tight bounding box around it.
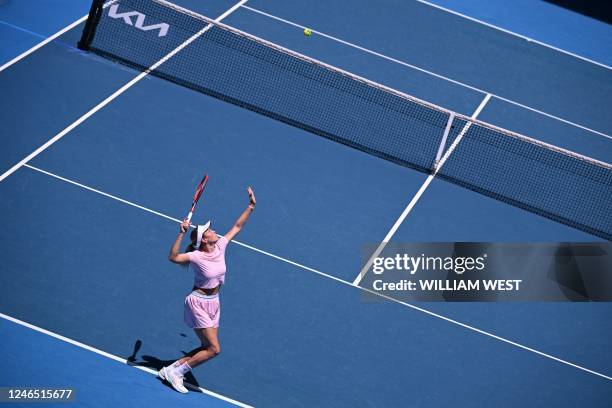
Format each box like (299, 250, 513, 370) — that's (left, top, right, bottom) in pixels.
(186, 211, 193, 223)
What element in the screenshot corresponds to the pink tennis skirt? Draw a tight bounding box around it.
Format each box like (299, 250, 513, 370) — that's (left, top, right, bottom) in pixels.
(184, 291, 221, 329)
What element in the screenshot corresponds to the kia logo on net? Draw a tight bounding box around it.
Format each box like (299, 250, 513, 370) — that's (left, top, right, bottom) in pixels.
(108, 4, 169, 37)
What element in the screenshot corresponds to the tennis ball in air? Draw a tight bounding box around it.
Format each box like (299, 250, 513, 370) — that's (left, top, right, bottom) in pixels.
(303, 28, 312, 36)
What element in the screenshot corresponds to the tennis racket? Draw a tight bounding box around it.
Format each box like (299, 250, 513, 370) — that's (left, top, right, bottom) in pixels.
(186, 174, 209, 223)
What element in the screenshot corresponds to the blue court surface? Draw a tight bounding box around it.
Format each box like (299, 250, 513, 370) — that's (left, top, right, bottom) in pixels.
(1, 0, 611, 406)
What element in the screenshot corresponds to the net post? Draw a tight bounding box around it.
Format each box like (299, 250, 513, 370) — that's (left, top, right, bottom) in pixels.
(78, 0, 105, 51)
(434, 112, 455, 171)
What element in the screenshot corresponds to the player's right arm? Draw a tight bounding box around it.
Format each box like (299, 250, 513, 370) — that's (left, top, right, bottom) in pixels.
(169, 219, 191, 264)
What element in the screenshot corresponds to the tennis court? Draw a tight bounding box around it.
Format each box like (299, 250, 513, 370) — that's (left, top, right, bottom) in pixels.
(1, 0, 611, 406)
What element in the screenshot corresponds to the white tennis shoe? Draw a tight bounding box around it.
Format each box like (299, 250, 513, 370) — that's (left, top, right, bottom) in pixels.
(158, 366, 188, 394)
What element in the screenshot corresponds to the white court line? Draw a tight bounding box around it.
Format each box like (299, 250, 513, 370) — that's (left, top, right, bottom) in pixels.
(0, 0, 248, 184)
(24, 163, 349, 286)
(0, 0, 120, 73)
(0, 313, 253, 407)
(414, 0, 611, 71)
(24, 164, 181, 222)
(241, 5, 612, 140)
(20, 163, 612, 382)
(0, 15, 87, 73)
(352, 94, 492, 286)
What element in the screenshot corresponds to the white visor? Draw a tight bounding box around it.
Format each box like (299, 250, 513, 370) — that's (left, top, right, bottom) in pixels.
(195, 221, 211, 249)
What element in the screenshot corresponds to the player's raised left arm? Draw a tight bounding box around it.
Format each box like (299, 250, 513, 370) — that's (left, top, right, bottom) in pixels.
(224, 186, 256, 242)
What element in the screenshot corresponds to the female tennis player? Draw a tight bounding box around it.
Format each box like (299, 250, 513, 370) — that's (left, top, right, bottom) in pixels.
(159, 186, 256, 393)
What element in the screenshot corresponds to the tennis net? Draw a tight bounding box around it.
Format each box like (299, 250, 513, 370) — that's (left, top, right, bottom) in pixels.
(78, 0, 612, 240)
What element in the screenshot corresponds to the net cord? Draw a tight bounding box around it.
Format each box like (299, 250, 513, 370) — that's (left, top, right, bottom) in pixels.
(148, 0, 611, 170)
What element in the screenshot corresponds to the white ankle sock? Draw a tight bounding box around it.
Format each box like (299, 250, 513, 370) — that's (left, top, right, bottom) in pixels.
(176, 363, 192, 376)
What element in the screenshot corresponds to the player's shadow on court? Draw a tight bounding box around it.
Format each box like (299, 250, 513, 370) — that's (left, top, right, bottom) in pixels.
(125, 339, 203, 391)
